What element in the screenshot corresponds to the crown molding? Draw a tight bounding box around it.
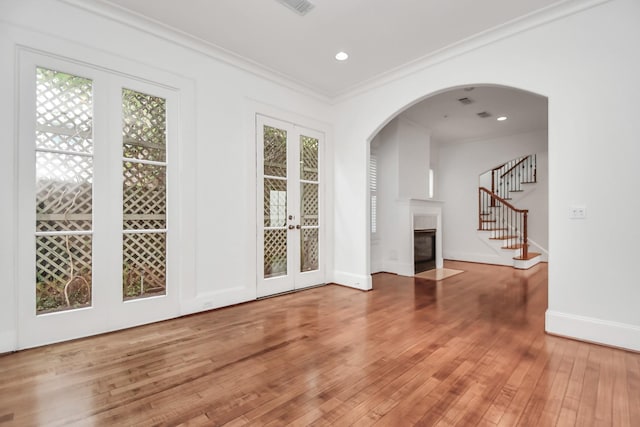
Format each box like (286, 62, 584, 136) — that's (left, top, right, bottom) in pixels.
(331, 0, 612, 104)
(59, 0, 333, 104)
(59, 0, 611, 104)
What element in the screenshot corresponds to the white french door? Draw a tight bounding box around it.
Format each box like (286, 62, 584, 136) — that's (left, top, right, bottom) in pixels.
(16, 52, 179, 349)
(257, 115, 324, 297)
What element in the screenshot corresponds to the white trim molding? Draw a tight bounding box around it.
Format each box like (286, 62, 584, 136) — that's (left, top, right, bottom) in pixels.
(59, 0, 331, 103)
(332, 271, 372, 291)
(0, 331, 17, 354)
(546, 310, 640, 352)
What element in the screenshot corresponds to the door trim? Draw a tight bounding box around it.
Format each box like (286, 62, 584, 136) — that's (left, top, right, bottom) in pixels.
(256, 114, 325, 298)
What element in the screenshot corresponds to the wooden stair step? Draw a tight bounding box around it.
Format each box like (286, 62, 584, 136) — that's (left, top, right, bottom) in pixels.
(502, 243, 528, 250)
(513, 252, 541, 261)
(490, 235, 518, 240)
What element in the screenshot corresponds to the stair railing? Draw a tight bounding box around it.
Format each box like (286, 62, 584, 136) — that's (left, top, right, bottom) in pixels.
(478, 187, 528, 259)
(490, 154, 537, 200)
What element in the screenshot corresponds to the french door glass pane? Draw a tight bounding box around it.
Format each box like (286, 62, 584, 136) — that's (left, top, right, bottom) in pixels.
(36, 153, 93, 232)
(122, 89, 166, 161)
(264, 178, 287, 227)
(264, 125, 287, 177)
(122, 232, 166, 300)
(301, 228, 319, 272)
(35, 67, 94, 314)
(36, 234, 92, 314)
(263, 124, 289, 279)
(122, 89, 167, 300)
(300, 134, 319, 273)
(264, 229, 287, 278)
(122, 162, 167, 230)
(300, 135, 318, 180)
(301, 183, 318, 226)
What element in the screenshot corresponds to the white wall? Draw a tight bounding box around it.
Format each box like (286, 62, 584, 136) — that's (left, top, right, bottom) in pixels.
(370, 118, 431, 275)
(439, 130, 548, 264)
(3, 0, 639, 353)
(333, 0, 640, 351)
(0, 0, 333, 351)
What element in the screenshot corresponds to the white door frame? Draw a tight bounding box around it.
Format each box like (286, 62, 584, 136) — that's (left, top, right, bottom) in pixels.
(256, 114, 325, 297)
(16, 51, 180, 349)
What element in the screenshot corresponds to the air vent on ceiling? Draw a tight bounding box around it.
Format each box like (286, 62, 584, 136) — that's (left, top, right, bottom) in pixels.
(457, 97, 473, 105)
(276, 0, 315, 16)
(477, 111, 492, 118)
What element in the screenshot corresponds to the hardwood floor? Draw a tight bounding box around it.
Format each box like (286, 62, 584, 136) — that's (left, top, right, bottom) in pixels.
(1, 261, 639, 426)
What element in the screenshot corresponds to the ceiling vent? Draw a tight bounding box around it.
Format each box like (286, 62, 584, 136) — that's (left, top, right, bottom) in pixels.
(457, 97, 473, 105)
(276, 0, 315, 16)
(477, 111, 492, 118)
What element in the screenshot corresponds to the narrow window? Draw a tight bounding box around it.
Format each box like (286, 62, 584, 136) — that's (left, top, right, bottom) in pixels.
(35, 67, 94, 314)
(300, 134, 319, 272)
(429, 168, 434, 199)
(370, 154, 378, 235)
(122, 89, 167, 300)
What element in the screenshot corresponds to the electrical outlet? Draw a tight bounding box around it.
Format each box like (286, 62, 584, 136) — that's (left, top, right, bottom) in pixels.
(569, 205, 586, 219)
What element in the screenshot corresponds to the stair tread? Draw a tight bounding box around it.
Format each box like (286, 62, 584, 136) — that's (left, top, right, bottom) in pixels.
(513, 252, 541, 261)
(502, 243, 528, 249)
(490, 235, 518, 240)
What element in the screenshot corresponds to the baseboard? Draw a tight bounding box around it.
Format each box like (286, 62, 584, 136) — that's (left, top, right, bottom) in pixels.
(546, 310, 640, 352)
(181, 286, 256, 315)
(0, 330, 17, 353)
(332, 271, 372, 291)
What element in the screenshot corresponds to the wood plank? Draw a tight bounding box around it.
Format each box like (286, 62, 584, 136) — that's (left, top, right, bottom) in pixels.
(1, 261, 639, 426)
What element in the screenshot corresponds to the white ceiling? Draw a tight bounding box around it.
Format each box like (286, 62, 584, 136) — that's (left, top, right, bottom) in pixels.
(400, 86, 548, 143)
(100, 0, 562, 97)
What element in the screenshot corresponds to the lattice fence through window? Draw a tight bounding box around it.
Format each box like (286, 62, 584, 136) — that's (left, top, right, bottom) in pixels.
(264, 229, 287, 278)
(300, 135, 320, 273)
(35, 67, 94, 314)
(122, 88, 167, 300)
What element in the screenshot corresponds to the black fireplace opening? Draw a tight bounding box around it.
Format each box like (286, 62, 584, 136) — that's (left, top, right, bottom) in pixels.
(414, 229, 436, 274)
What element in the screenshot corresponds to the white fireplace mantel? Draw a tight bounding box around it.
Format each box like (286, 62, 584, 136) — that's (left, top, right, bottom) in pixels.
(410, 199, 444, 271)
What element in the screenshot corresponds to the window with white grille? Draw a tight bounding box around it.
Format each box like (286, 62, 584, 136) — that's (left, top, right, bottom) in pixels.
(121, 89, 168, 300)
(370, 153, 378, 235)
(28, 65, 172, 314)
(35, 67, 94, 314)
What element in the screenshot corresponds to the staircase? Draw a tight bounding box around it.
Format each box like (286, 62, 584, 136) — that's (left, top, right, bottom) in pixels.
(478, 154, 542, 269)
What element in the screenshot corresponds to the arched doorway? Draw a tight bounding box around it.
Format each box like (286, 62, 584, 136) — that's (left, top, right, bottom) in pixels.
(368, 85, 548, 278)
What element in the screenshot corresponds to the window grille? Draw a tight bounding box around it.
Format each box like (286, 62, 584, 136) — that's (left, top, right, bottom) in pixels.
(370, 154, 377, 235)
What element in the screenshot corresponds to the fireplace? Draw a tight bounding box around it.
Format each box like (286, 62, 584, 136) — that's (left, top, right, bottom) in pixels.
(414, 229, 436, 273)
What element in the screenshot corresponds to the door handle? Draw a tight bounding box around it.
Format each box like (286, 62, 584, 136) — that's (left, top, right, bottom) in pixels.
(296, 225, 301, 229)
(288, 225, 295, 230)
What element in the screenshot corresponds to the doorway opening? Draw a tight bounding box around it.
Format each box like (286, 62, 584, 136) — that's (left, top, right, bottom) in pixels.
(369, 85, 548, 277)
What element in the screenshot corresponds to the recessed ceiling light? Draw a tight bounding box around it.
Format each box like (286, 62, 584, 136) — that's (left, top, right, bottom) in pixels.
(497, 116, 508, 121)
(335, 51, 349, 61)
